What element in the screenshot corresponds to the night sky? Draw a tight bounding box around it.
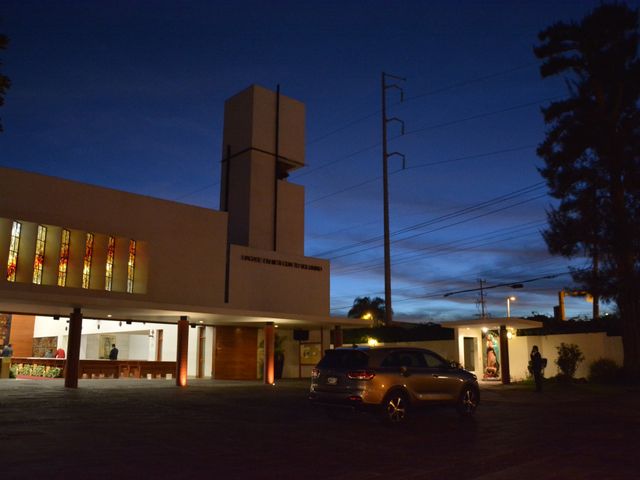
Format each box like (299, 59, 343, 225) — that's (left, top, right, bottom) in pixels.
(2, 1, 637, 322)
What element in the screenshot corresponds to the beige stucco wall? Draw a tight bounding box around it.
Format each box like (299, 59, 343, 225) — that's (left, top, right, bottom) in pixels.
(222, 84, 305, 167)
(0, 167, 228, 309)
(228, 244, 329, 316)
(508, 332, 623, 381)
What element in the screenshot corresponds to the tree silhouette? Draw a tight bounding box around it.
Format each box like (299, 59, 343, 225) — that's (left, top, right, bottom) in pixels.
(0, 32, 10, 132)
(534, 4, 640, 380)
(347, 296, 388, 327)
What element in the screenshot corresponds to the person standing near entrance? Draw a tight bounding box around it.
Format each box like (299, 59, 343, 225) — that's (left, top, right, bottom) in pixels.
(529, 345, 543, 392)
(1, 343, 13, 357)
(109, 344, 119, 360)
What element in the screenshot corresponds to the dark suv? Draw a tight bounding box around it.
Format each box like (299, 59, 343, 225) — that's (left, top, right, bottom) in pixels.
(309, 347, 479, 423)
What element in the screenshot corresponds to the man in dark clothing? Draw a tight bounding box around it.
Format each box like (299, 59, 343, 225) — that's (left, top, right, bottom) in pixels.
(109, 344, 119, 360)
(1, 343, 13, 357)
(529, 345, 543, 392)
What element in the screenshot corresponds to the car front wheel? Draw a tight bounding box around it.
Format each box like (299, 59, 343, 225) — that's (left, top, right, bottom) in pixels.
(457, 385, 479, 416)
(382, 391, 410, 424)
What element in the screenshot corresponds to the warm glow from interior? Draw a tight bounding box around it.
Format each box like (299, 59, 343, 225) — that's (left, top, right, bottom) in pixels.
(367, 337, 378, 347)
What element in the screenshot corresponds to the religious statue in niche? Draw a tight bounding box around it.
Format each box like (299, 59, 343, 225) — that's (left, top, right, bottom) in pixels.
(483, 332, 500, 379)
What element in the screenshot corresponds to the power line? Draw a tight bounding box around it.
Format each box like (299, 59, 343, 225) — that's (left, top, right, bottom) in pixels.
(403, 95, 562, 138)
(312, 181, 545, 258)
(307, 62, 537, 146)
(172, 181, 220, 201)
(305, 145, 537, 240)
(293, 95, 555, 181)
(304, 144, 536, 205)
(334, 220, 546, 275)
(441, 270, 580, 298)
(329, 267, 575, 312)
(329, 192, 547, 262)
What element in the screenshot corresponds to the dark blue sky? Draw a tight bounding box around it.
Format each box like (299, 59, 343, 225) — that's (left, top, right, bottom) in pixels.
(2, 1, 635, 322)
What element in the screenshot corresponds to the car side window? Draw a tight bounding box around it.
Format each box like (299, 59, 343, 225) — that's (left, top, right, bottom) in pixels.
(423, 352, 447, 368)
(381, 351, 427, 368)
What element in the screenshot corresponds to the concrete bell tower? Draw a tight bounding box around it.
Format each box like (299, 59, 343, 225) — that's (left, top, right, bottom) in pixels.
(220, 85, 305, 256)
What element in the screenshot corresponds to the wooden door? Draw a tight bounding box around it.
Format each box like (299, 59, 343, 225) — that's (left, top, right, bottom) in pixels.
(156, 329, 163, 361)
(196, 326, 205, 378)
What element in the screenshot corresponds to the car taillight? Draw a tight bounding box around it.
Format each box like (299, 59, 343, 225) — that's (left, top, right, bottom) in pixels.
(347, 370, 375, 380)
(311, 368, 320, 379)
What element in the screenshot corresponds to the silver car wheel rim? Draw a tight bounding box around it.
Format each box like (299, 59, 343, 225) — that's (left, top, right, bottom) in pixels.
(387, 396, 406, 422)
(462, 389, 476, 412)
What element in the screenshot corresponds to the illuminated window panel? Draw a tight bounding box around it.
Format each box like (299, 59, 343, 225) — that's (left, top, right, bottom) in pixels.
(57, 229, 71, 287)
(127, 239, 136, 294)
(32, 225, 47, 284)
(6, 221, 22, 282)
(105, 236, 115, 291)
(82, 233, 94, 289)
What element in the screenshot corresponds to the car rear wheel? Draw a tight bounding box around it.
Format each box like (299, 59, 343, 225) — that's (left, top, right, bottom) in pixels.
(457, 385, 479, 416)
(381, 391, 409, 424)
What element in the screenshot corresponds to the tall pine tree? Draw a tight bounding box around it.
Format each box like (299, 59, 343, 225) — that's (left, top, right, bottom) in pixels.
(535, 4, 640, 380)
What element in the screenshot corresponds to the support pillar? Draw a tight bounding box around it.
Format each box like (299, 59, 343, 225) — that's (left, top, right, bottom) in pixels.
(64, 307, 82, 388)
(333, 325, 343, 348)
(499, 325, 510, 385)
(263, 322, 275, 385)
(176, 316, 189, 387)
(558, 290, 566, 321)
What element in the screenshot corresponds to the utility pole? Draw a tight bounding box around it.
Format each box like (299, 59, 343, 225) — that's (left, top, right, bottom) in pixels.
(477, 279, 487, 319)
(381, 72, 405, 327)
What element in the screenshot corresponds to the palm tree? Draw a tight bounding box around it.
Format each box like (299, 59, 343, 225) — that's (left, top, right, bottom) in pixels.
(534, 4, 640, 380)
(348, 296, 388, 327)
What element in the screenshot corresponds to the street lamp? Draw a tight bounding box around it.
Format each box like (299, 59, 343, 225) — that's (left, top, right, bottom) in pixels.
(506, 296, 516, 318)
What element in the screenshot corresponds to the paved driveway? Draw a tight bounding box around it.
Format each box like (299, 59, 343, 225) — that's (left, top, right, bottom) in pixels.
(0, 378, 638, 479)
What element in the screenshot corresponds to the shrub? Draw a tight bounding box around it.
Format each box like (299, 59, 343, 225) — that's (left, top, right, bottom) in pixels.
(588, 358, 622, 384)
(10, 363, 62, 378)
(555, 343, 585, 379)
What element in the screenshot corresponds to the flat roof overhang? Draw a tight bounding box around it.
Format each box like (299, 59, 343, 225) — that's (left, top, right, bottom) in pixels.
(0, 285, 370, 328)
(439, 317, 543, 330)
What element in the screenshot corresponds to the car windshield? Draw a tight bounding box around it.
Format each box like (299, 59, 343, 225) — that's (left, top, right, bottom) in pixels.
(317, 349, 369, 369)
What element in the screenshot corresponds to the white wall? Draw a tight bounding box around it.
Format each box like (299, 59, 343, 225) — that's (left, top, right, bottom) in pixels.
(508, 332, 623, 381)
(128, 334, 149, 360)
(33, 315, 179, 362)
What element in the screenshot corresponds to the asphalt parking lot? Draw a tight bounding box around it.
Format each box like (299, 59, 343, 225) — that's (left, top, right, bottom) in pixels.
(0, 378, 638, 479)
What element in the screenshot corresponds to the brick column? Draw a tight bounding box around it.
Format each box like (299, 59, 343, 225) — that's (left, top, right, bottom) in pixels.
(64, 308, 82, 388)
(176, 316, 189, 387)
(499, 324, 510, 385)
(263, 322, 275, 385)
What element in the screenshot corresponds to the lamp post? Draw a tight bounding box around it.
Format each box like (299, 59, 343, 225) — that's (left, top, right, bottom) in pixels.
(506, 296, 516, 318)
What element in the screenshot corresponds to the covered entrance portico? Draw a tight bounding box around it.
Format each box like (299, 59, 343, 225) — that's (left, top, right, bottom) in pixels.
(1, 292, 369, 388)
(444, 318, 542, 384)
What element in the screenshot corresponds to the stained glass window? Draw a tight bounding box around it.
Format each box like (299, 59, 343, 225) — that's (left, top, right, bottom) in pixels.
(32, 225, 47, 284)
(57, 229, 71, 287)
(82, 233, 94, 289)
(127, 239, 136, 293)
(6, 221, 21, 282)
(105, 236, 115, 291)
